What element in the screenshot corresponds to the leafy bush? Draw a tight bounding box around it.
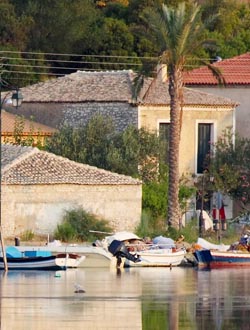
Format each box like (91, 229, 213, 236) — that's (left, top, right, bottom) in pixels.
(20, 230, 35, 241)
(54, 221, 78, 242)
(136, 210, 166, 239)
(54, 208, 113, 242)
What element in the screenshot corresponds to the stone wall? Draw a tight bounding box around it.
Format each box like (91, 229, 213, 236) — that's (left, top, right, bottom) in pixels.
(63, 103, 138, 132)
(2, 183, 142, 238)
(7, 102, 138, 132)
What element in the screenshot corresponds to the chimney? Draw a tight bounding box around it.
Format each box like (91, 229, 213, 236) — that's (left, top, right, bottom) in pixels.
(157, 64, 167, 82)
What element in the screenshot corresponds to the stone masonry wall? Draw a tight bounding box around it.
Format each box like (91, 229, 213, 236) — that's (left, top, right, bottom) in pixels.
(63, 103, 138, 132)
(7, 102, 138, 132)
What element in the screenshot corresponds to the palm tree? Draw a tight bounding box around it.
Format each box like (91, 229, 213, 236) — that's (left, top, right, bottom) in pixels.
(141, 1, 223, 229)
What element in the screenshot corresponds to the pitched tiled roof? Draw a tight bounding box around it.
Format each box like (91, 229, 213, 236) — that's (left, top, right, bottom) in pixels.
(17, 69, 238, 107)
(19, 70, 134, 103)
(1, 144, 140, 185)
(1, 144, 35, 168)
(1, 110, 57, 135)
(183, 53, 250, 86)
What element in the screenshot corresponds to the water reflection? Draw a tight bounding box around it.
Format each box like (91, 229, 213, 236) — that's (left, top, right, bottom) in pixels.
(0, 267, 250, 329)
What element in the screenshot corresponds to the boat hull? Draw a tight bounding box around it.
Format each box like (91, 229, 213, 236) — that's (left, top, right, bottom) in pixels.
(0, 255, 67, 270)
(194, 249, 250, 269)
(124, 249, 186, 267)
(14, 246, 111, 267)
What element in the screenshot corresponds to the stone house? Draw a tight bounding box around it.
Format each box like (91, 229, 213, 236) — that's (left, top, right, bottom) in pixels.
(5, 69, 238, 221)
(184, 52, 250, 139)
(6, 69, 238, 177)
(1, 110, 57, 146)
(1, 144, 142, 237)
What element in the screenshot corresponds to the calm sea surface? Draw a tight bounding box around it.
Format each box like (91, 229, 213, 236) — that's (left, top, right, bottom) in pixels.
(0, 266, 250, 330)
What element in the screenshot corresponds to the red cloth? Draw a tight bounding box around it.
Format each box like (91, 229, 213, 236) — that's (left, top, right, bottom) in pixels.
(212, 206, 226, 221)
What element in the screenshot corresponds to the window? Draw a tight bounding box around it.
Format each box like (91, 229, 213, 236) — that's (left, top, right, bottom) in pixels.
(159, 122, 170, 164)
(197, 123, 212, 174)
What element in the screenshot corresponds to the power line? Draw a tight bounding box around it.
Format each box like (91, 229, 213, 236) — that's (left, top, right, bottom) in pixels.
(1, 50, 249, 85)
(0, 56, 139, 65)
(2, 70, 65, 76)
(2, 62, 142, 71)
(0, 50, 157, 60)
(1, 50, 249, 62)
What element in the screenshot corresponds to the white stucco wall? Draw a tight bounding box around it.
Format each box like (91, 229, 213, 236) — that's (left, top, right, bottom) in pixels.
(191, 87, 249, 139)
(2, 183, 142, 237)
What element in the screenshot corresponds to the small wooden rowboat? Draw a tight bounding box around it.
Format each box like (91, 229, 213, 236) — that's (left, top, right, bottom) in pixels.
(0, 247, 85, 270)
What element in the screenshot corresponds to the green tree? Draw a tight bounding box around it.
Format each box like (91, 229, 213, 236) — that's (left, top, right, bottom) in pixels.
(202, 0, 250, 58)
(108, 126, 160, 180)
(2, 0, 250, 79)
(15, 0, 99, 54)
(0, 0, 32, 50)
(81, 115, 115, 169)
(209, 129, 250, 212)
(141, 1, 222, 229)
(98, 17, 138, 70)
(46, 116, 117, 168)
(46, 115, 161, 180)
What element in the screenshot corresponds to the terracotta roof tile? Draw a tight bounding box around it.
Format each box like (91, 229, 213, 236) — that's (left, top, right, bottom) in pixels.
(1, 144, 140, 185)
(183, 53, 250, 85)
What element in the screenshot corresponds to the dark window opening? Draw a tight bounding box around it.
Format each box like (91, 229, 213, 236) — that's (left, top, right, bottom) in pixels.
(197, 123, 212, 174)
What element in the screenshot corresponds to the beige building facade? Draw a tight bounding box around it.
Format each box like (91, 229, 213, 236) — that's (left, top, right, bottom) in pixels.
(139, 104, 235, 175)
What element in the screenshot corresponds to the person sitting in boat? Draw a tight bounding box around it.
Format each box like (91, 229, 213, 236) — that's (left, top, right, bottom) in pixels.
(240, 234, 248, 245)
(237, 234, 250, 251)
(126, 239, 148, 252)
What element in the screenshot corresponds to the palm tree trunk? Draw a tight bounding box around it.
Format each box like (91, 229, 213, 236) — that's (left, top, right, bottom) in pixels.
(167, 66, 183, 229)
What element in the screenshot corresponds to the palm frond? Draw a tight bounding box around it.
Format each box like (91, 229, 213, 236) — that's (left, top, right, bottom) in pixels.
(203, 62, 226, 86)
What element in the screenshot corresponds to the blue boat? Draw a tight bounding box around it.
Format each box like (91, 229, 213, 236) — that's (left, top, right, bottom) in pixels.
(0, 246, 83, 270)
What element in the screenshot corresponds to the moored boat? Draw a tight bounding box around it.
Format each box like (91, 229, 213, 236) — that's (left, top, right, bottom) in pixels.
(193, 235, 250, 269)
(0, 255, 66, 270)
(193, 249, 250, 269)
(0, 246, 85, 270)
(106, 232, 187, 267)
(14, 244, 111, 268)
(124, 248, 186, 267)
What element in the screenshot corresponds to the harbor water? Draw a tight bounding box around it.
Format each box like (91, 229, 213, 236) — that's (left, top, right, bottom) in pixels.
(0, 266, 250, 329)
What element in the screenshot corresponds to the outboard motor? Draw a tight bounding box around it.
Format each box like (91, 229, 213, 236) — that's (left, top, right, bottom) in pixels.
(108, 240, 141, 264)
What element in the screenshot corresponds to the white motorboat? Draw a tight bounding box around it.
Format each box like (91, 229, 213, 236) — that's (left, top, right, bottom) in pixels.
(106, 232, 187, 267)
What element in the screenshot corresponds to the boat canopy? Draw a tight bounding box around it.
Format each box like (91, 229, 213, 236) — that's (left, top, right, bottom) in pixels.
(106, 231, 141, 245)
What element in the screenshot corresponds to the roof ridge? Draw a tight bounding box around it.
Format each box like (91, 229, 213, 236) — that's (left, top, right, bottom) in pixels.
(2, 144, 39, 174)
(76, 70, 133, 74)
(39, 149, 141, 182)
(2, 145, 142, 185)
